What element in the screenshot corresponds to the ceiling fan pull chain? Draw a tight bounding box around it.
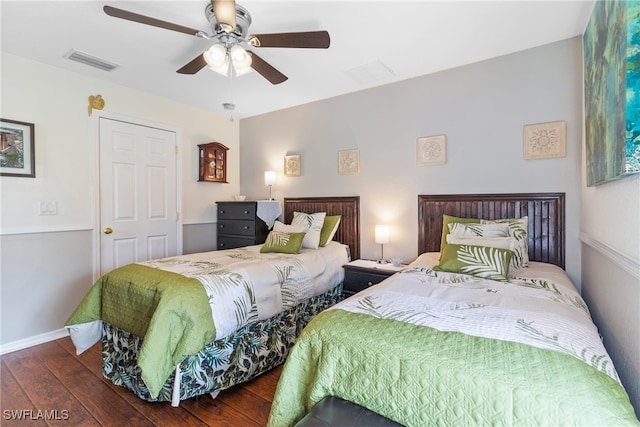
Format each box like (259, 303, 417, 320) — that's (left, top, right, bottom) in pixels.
(226, 69, 235, 122)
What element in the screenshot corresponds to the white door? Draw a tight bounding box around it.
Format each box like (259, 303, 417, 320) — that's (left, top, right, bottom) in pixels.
(99, 118, 178, 273)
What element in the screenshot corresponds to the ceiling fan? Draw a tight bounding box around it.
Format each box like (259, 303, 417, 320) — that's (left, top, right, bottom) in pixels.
(103, 0, 330, 85)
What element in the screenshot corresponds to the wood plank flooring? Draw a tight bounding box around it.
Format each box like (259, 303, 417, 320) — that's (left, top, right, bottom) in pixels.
(1, 337, 283, 426)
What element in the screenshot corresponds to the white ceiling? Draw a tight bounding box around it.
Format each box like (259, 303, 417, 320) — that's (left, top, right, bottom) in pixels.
(1, 1, 594, 120)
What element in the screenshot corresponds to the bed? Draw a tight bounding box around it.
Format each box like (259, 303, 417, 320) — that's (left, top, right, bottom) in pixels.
(268, 193, 639, 426)
(66, 196, 360, 406)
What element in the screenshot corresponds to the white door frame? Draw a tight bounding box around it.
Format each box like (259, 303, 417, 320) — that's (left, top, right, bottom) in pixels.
(91, 110, 183, 281)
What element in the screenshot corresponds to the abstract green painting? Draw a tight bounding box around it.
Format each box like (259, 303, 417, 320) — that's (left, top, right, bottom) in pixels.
(584, 0, 640, 186)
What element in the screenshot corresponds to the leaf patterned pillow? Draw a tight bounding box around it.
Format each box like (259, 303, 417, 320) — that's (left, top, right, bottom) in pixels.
(481, 216, 529, 268)
(448, 222, 510, 237)
(260, 231, 306, 254)
(435, 243, 513, 281)
(273, 220, 307, 233)
(446, 235, 517, 252)
(292, 212, 326, 249)
(440, 215, 479, 253)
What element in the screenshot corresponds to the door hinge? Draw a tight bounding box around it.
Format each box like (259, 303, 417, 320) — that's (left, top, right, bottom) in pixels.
(176, 212, 180, 221)
(175, 145, 179, 155)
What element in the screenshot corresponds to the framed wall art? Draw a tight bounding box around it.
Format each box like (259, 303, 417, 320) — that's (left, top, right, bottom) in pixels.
(584, 0, 640, 185)
(0, 118, 35, 177)
(417, 134, 446, 166)
(284, 154, 301, 177)
(338, 149, 359, 175)
(523, 120, 566, 160)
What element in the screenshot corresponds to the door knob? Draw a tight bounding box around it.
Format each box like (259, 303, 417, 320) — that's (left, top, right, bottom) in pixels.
(103, 227, 113, 234)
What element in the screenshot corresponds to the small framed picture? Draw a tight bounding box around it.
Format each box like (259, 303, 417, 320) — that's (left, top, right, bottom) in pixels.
(523, 120, 566, 159)
(1, 118, 35, 177)
(417, 134, 446, 166)
(338, 149, 359, 175)
(284, 154, 301, 177)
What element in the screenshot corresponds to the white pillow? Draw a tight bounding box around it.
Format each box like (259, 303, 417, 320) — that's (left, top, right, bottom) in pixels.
(446, 235, 517, 252)
(273, 220, 307, 233)
(448, 222, 509, 237)
(408, 252, 440, 268)
(291, 212, 326, 249)
(481, 216, 529, 268)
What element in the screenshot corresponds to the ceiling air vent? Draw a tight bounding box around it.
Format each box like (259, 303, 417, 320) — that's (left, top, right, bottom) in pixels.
(63, 49, 119, 72)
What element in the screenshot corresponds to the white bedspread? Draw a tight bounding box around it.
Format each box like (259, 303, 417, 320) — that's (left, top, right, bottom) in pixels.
(332, 256, 620, 383)
(141, 241, 349, 339)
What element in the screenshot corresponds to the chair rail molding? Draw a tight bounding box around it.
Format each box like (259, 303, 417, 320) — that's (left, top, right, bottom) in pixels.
(0, 224, 93, 236)
(580, 231, 640, 279)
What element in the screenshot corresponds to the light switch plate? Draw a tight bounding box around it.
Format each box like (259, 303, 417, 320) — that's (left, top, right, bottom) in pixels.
(38, 201, 57, 215)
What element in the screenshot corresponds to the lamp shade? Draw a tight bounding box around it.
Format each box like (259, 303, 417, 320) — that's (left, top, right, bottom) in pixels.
(374, 225, 390, 244)
(230, 45, 252, 71)
(264, 171, 276, 186)
(204, 43, 229, 76)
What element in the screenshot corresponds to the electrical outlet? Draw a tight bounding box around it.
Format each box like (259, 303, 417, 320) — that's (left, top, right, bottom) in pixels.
(38, 201, 57, 215)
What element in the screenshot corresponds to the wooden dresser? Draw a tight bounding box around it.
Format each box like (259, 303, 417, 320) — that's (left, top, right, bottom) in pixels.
(216, 201, 269, 250)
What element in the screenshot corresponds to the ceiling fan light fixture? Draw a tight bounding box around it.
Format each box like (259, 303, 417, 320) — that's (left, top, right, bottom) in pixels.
(204, 43, 229, 76)
(230, 44, 252, 72)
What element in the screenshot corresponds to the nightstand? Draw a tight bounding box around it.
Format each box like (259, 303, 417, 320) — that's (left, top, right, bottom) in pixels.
(343, 259, 405, 297)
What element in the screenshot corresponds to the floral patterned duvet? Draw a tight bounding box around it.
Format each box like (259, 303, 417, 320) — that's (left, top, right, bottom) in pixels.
(67, 242, 349, 399)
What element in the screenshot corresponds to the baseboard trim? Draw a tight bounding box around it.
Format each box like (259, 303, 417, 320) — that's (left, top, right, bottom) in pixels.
(1, 328, 69, 355)
(580, 232, 640, 279)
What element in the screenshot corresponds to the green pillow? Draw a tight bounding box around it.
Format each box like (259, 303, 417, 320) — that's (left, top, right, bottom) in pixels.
(434, 243, 513, 281)
(440, 215, 480, 253)
(260, 231, 306, 254)
(319, 215, 341, 246)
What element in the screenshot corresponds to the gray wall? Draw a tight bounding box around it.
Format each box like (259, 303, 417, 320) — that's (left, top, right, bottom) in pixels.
(240, 37, 584, 286)
(1, 231, 93, 344)
(582, 243, 639, 416)
(183, 223, 218, 255)
(0, 52, 238, 350)
(581, 126, 639, 415)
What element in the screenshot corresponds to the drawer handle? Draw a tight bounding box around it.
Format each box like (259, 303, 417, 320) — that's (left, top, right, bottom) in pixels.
(244, 210, 249, 214)
(367, 281, 373, 286)
(244, 226, 250, 230)
(220, 210, 225, 214)
(220, 224, 224, 228)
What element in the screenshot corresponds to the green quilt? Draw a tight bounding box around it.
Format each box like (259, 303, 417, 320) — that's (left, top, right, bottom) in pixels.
(65, 264, 216, 398)
(268, 309, 639, 427)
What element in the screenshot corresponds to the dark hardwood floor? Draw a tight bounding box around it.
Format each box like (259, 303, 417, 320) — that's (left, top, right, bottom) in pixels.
(1, 337, 283, 426)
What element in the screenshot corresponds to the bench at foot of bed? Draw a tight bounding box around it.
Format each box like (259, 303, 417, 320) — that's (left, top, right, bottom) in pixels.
(294, 396, 403, 427)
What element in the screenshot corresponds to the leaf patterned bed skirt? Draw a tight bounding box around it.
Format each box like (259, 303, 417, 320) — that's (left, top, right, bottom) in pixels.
(101, 284, 344, 402)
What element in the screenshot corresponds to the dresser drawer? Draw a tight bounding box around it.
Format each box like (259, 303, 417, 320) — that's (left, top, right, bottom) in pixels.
(217, 202, 256, 220)
(218, 220, 256, 237)
(218, 235, 256, 250)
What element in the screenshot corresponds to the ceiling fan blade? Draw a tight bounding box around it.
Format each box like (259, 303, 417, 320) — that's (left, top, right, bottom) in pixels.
(249, 52, 288, 85)
(212, 0, 236, 33)
(177, 53, 207, 74)
(103, 5, 201, 37)
(249, 31, 330, 49)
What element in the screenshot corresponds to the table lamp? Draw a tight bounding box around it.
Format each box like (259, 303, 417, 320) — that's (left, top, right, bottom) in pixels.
(375, 224, 389, 264)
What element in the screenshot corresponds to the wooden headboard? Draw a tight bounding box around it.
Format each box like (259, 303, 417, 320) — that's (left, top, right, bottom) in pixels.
(284, 196, 360, 260)
(418, 193, 565, 268)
